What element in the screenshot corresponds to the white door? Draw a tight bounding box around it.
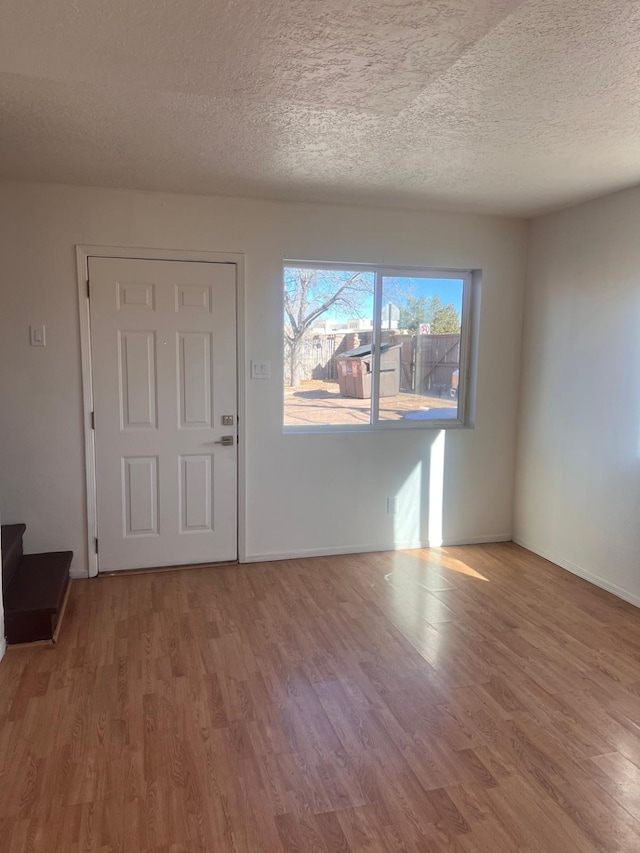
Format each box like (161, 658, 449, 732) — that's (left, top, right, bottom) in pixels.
(89, 257, 237, 571)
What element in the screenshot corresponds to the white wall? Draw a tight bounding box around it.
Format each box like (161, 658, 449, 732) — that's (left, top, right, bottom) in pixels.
(515, 185, 640, 606)
(0, 182, 527, 575)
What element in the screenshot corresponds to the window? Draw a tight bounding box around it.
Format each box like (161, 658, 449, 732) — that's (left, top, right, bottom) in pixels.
(284, 263, 473, 430)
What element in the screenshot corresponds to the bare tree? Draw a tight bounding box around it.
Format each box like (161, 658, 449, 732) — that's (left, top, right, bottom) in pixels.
(284, 268, 373, 386)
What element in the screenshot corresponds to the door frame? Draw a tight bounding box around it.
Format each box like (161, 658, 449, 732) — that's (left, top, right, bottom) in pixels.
(76, 244, 246, 578)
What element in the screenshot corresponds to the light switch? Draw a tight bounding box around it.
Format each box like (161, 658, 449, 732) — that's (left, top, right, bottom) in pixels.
(30, 325, 46, 347)
(251, 360, 270, 379)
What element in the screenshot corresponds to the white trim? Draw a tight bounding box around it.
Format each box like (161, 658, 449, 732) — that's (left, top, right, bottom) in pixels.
(235, 256, 247, 564)
(285, 260, 474, 279)
(70, 567, 94, 580)
(243, 534, 512, 563)
(283, 420, 466, 435)
(513, 536, 640, 610)
(371, 269, 382, 424)
(0, 638, 6, 663)
(76, 247, 97, 578)
(76, 244, 246, 577)
(244, 543, 430, 563)
(440, 533, 512, 546)
(456, 271, 473, 427)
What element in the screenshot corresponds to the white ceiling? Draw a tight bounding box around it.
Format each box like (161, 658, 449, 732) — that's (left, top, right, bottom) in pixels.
(1, 0, 639, 217)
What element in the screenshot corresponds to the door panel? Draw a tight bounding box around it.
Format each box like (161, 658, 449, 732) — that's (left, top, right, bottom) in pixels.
(89, 257, 237, 571)
(179, 454, 213, 532)
(178, 332, 212, 428)
(119, 330, 157, 429)
(123, 456, 158, 536)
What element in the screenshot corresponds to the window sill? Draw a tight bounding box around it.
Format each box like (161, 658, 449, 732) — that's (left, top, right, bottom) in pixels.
(283, 420, 468, 435)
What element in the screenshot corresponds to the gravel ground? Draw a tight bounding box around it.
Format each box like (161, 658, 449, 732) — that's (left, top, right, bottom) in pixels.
(284, 380, 457, 426)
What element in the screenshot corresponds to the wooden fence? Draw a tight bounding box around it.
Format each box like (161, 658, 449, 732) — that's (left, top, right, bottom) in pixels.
(284, 335, 339, 384)
(286, 331, 460, 395)
(413, 334, 460, 396)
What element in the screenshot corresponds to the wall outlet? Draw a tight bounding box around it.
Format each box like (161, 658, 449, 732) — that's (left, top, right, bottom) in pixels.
(387, 496, 398, 515)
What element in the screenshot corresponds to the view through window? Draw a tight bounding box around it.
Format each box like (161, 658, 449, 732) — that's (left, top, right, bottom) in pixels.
(284, 264, 470, 429)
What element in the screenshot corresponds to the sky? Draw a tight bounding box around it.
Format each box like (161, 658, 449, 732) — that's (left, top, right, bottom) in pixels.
(382, 275, 464, 316)
(284, 267, 464, 322)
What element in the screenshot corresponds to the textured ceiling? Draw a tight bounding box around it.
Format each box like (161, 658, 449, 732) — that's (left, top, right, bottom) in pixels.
(1, 0, 639, 216)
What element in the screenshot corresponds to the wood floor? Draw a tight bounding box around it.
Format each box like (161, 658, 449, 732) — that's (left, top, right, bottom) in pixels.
(1, 543, 640, 852)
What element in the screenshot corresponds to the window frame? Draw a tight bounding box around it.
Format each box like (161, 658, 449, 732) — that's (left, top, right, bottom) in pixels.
(283, 261, 475, 434)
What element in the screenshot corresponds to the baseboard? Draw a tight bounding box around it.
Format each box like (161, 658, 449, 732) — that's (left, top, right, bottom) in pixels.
(243, 543, 427, 563)
(513, 535, 640, 610)
(0, 637, 6, 663)
(243, 534, 512, 564)
(440, 534, 512, 546)
(70, 569, 89, 580)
